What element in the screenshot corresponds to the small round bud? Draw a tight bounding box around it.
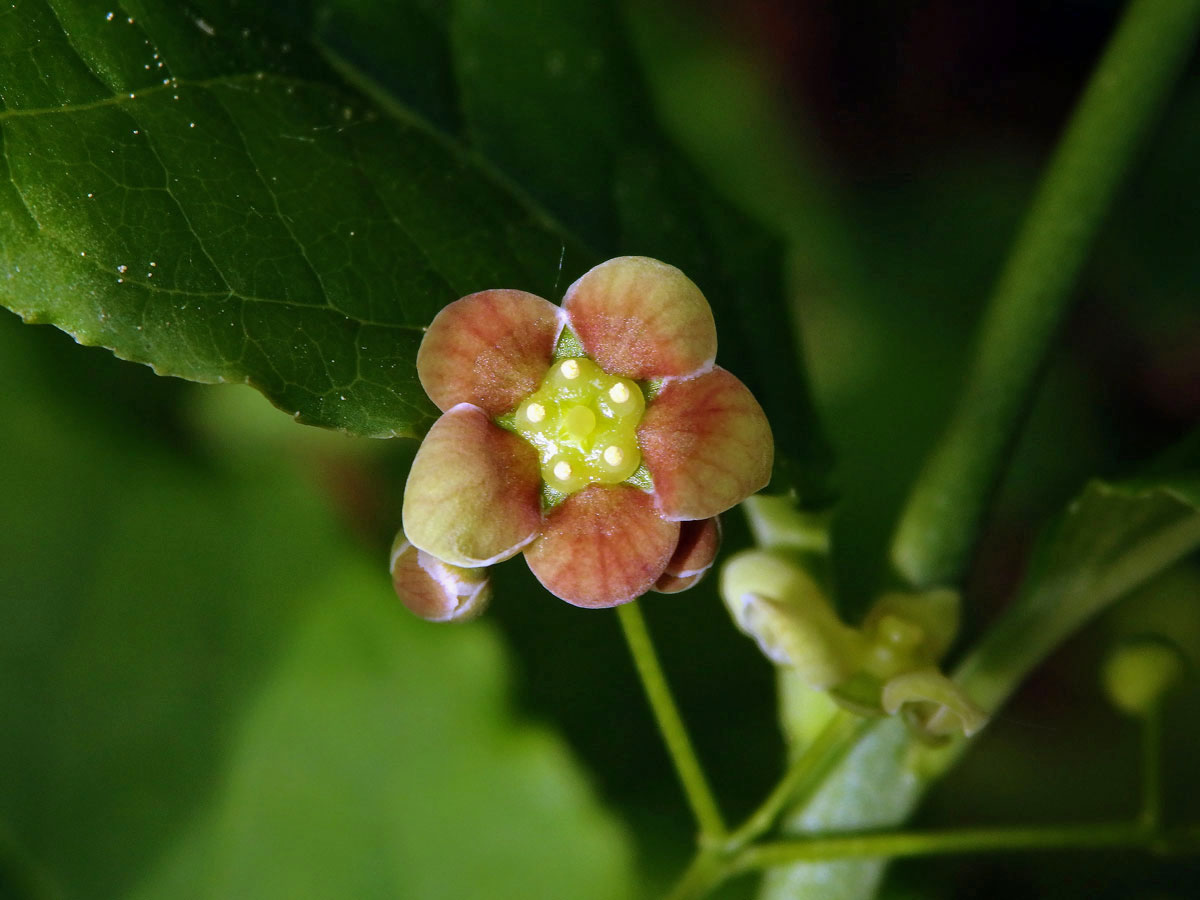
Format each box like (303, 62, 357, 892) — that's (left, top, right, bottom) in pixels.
(1103, 637, 1186, 716)
(864, 589, 960, 664)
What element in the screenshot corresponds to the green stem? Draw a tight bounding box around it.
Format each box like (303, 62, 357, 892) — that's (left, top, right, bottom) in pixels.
(724, 710, 865, 851)
(615, 602, 727, 841)
(890, 0, 1200, 590)
(733, 822, 1200, 874)
(1141, 704, 1164, 830)
(665, 710, 867, 900)
(663, 854, 726, 900)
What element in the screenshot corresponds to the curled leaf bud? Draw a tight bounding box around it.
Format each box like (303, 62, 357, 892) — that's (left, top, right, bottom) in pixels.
(654, 517, 721, 594)
(880, 667, 989, 738)
(1103, 636, 1186, 716)
(720, 550, 863, 687)
(390, 535, 491, 623)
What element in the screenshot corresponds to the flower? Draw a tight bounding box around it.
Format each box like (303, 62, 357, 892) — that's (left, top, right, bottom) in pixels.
(395, 256, 773, 612)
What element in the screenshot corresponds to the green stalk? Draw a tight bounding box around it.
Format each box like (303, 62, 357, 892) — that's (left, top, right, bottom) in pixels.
(890, 0, 1200, 590)
(1141, 704, 1164, 831)
(736, 822, 1200, 873)
(615, 602, 727, 842)
(724, 710, 865, 851)
(665, 711, 866, 900)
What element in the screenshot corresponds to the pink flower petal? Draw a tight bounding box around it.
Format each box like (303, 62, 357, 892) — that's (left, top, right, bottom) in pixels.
(417, 290, 563, 416)
(524, 485, 680, 608)
(403, 404, 542, 566)
(653, 517, 721, 594)
(664, 516, 722, 577)
(639, 368, 773, 521)
(562, 257, 717, 379)
(390, 537, 491, 622)
(653, 571, 705, 594)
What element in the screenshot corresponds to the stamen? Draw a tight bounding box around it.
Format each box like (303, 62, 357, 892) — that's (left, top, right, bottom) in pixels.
(603, 445, 624, 467)
(525, 402, 546, 423)
(553, 460, 573, 481)
(608, 383, 630, 403)
(560, 359, 581, 379)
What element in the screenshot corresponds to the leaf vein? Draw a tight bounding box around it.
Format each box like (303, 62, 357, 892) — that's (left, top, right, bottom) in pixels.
(0, 124, 40, 230)
(132, 115, 236, 297)
(202, 82, 337, 315)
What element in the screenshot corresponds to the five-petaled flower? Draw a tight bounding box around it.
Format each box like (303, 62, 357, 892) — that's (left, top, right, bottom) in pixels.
(392, 256, 773, 618)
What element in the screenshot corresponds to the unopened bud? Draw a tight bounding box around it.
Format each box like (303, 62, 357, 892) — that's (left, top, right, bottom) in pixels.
(1103, 636, 1186, 716)
(863, 588, 960, 674)
(880, 667, 988, 738)
(390, 535, 491, 622)
(720, 550, 862, 687)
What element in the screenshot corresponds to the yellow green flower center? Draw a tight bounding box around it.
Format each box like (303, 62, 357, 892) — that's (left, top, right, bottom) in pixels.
(509, 357, 645, 495)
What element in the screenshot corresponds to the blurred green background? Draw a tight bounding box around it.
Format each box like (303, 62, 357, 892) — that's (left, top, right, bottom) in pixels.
(3, 2, 1200, 899)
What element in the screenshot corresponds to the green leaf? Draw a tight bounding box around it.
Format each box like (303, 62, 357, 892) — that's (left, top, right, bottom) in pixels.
(761, 446, 1200, 900)
(0, 0, 588, 439)
(1, 0, 831, 500)
(0, 314, 635, 900)
(955, 471, 1200, 715)
(125, 561, 636, 900)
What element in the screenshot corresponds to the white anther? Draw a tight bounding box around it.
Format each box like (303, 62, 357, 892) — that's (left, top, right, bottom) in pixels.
(525, 402, 546, 423)
(603, 445, 624, 467)
(560, 359, 580, 379)
(553, 460, 573, 481)
(608, 382, 630, 403)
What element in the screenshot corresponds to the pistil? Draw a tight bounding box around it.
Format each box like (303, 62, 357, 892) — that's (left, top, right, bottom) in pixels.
(507, 356, 646, 495)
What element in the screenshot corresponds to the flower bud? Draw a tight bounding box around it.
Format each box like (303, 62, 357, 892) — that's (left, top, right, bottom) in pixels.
(654, 517, 721, 594)
(1103, 636, 1186, 716)
(880, 667, 988, 738)
(861, 588, 961, 680)
(720, 550, 862, 687)
(390, 535, 491, 623)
